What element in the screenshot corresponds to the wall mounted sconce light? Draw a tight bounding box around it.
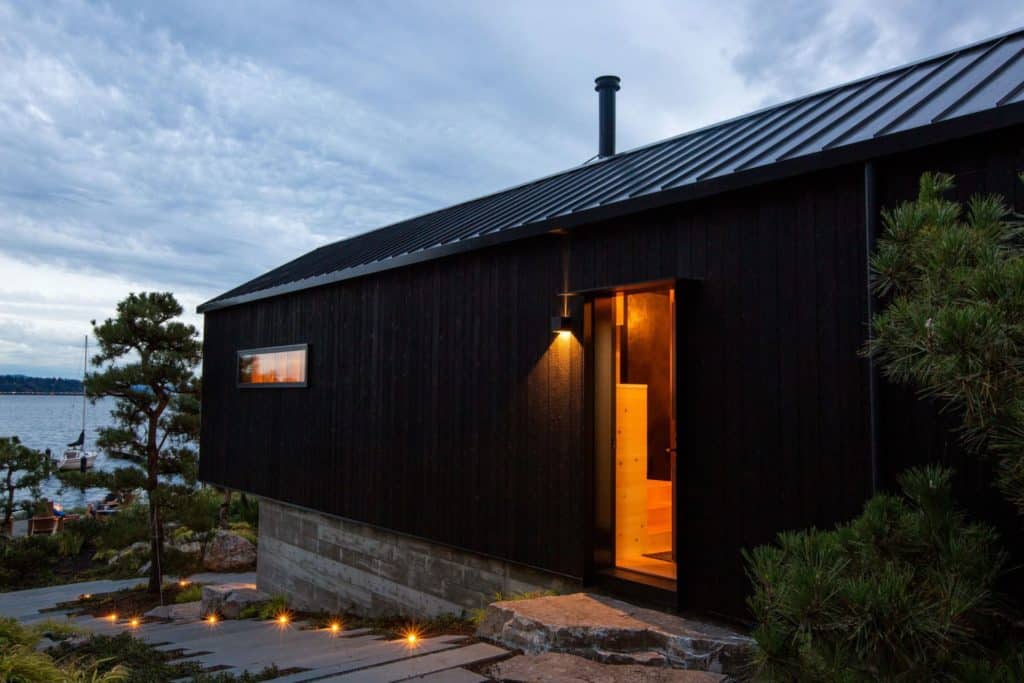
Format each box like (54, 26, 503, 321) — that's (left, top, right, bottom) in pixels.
(551, 314, 573, 335)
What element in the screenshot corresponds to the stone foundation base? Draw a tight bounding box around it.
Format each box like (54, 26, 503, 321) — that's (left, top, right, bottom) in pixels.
(257, 498, 578, 618)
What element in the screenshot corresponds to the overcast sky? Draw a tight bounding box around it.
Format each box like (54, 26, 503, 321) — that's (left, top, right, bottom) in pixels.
(1, 0, 1021, 378)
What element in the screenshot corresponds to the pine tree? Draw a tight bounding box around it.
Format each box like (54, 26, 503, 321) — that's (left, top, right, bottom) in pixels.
(0, 436, 53, 531)
(867, 172, 1024, 515)
(68, 292, 201, 594)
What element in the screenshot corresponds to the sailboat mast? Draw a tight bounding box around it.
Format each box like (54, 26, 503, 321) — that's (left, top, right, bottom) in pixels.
(81, 335, 87, 451)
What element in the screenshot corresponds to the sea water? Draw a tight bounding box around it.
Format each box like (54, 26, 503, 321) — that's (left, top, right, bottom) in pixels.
(0, 395, 120, 509)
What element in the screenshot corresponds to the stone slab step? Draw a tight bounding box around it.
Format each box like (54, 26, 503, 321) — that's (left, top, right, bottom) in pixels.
(488, 652, 728, 682)
(257, 638, 466, 682)
(475, 593, 752, 675)
(319, 642, 508, 682)
(410, 667, 489, 682)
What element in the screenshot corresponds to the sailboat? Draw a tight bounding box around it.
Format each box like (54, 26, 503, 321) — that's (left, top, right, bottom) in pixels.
(55, 336, 98, 472)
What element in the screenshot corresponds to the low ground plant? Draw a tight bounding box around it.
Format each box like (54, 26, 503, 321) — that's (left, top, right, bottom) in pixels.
(175, 583, 202, 604)
(239, 594, 289, 620)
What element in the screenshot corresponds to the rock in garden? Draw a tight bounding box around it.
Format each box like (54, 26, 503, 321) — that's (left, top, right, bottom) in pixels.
(202, 530, 256, 571)
(200, 582, 268, 618)
(145, 602, 202, 621)
(172, 540, 202, 556)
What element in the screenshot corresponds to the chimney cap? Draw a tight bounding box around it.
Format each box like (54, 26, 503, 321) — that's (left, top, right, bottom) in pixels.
(594, 75, 621, 92)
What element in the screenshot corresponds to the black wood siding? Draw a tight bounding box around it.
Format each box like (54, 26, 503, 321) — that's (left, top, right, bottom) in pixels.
(200, 128, 1023, 619)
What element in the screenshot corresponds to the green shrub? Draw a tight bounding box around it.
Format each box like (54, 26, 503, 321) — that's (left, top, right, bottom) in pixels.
(0, 535, 59, 589)
(56, 532, 85, 558)
(745, 465, 1006, 682)
(0, 644, 65, 682)
(94, 504, 149, 552)
(239, 594, 289, 620)
(166, 488, 221, 534)
(229, 494, 259, 527)
(227, 522, 257, 546)
(64, 516, 104, 544)
(48, 632, 200, 683)
(174, 583, 202, 604)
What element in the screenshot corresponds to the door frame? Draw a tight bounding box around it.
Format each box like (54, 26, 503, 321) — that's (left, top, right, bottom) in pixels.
(580, 277, 696, 599)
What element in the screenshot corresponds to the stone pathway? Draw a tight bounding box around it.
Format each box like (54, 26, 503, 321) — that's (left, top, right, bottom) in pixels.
(0, 574, 506, 682)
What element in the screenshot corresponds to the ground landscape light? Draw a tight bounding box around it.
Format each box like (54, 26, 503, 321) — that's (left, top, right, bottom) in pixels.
(129, 617, 140, 628)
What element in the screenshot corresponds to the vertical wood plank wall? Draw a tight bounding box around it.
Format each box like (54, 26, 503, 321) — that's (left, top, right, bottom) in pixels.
(200, 129, 1023, 619)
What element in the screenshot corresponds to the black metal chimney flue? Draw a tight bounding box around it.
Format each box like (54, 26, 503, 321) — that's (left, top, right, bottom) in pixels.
(594, 75, 620, 158)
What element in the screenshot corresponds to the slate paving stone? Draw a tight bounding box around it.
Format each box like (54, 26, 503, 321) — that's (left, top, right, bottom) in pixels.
(320, 642, 508, 682)
(0, 574, 507, 681)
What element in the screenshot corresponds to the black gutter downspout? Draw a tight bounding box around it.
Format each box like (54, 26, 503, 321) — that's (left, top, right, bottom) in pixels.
(864, 161, 880, 495)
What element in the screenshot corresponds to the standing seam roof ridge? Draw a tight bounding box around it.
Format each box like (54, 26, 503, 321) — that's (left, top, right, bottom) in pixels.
(651, 99, 802, 189)
(626, 107, 787, 198)
(998, 77, 1024, 105)
(694, 88, 854, 180)
(564, 134, 705, 212)
(874, 37, 1007, 137)
(600, 124, 744, 202)
(821, 52, 962, 149)
(732, 73, 884, 172)
(933, 44, 1024, 121)
(772, 65, 925, 161)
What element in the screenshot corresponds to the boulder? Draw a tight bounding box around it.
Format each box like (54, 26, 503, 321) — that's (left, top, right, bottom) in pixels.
(173, 541, 202, 556)
(200, 582, 269, 619)
(145, 601, 202, 621)
(202, 530, 256, 571)
(488, 652, 728, 682)
(476, 593, 753, 675)
(110, 541, 150, 567)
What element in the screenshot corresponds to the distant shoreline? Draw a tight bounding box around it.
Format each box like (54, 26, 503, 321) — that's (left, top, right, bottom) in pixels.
(0, 375, 83, 395)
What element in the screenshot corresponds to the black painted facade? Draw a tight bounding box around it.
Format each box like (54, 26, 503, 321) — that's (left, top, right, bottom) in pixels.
(200, 128, 1024, 618)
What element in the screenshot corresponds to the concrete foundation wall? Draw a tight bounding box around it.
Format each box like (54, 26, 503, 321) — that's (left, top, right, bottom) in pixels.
(257, 498, 579, 618)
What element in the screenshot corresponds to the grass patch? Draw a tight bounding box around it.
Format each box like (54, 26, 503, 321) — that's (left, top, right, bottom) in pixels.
(45, 633, 293, 682)
(238, 594, 289, 620)
(175, 583, 203, 604)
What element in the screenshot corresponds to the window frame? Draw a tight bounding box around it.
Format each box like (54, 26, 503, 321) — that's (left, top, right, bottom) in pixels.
(236, 343, 309, 389)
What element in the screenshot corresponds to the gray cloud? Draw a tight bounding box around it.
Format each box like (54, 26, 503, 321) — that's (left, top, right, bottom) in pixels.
(0, 0, 1019, 377)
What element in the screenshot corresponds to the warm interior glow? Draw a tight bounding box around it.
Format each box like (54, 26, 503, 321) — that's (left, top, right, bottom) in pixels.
(600, 288, 677, 582)
(557, 329, 572, 337)
(239, 347, 307, 385)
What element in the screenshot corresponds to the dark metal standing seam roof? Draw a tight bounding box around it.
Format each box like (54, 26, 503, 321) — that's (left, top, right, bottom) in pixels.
(200, 28, 1024, 313)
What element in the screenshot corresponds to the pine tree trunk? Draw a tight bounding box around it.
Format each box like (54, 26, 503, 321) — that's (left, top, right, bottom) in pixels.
(147, 413, 163, 595)
(148, 498, 163, 594)
(3, 467, 14, 532)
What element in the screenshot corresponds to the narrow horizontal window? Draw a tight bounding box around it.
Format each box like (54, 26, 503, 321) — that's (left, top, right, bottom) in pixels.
(237, 344, 308, 388)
